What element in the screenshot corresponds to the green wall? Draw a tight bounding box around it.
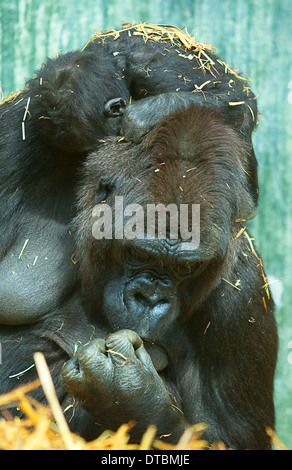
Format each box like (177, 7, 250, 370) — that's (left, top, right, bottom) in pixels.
(1, 0, 291, 448)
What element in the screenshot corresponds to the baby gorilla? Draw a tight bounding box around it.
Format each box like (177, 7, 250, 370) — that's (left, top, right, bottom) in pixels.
(28, 50, 129, 152)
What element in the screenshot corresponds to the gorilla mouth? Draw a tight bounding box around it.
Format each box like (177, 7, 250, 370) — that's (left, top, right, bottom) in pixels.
(142, 339, 169, 373)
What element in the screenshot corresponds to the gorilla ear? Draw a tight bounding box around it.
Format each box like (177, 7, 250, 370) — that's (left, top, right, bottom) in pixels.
(95, 177, 115, 203)
(104, 98, 127, 117)
(235, 187, 258, 222)
(239, 146, 259, 221)
(238, 204, 258, 221)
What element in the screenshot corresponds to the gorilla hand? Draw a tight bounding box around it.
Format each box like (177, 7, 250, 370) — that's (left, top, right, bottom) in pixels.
(120, 90, 256, 144)
(59, 329, 186, 442)
(120, 92, 201, 143)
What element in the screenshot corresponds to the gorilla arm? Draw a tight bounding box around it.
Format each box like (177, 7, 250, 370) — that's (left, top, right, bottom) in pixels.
(121, 90, 256, 144)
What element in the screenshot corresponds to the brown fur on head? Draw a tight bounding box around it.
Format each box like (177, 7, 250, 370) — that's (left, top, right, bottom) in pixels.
(76, 104, 256, 244)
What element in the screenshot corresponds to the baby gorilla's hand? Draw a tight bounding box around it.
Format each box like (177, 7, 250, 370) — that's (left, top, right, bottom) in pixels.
(120, 92, 203, 143)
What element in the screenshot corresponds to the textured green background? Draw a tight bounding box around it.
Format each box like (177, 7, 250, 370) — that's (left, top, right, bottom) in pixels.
(0, 0, 291, 448)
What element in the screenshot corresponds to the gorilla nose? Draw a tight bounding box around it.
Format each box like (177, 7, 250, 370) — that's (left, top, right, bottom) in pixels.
(134, 292, 170, 309)
(124, 276, 175, 317)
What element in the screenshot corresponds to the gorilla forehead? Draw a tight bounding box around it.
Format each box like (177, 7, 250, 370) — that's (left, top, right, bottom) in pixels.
(84, 105, 248, 208)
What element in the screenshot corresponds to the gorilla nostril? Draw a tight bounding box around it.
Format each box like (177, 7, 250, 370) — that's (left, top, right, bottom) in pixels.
(134, 293, 149, 308)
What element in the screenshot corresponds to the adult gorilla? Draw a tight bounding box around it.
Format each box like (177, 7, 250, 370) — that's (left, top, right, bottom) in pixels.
(0, 25, 276, 449)
(59, 105, 277, 449)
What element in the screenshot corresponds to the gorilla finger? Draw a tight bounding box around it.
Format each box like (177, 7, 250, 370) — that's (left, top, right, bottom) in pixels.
(59, 356, 83, 390)
(59, 372, 88, 400)
(123, 125, 148, 143)
(134, 343, 159, 374)
(79, 338, 107, 357)
(78, 338, 110, 373)
(105, 329, 143, 364)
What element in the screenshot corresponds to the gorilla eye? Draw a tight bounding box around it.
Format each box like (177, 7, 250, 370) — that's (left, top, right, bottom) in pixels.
(124, 247, 149, 266)
(176, 262, 199, 277)
(94, 177, 114, 204)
